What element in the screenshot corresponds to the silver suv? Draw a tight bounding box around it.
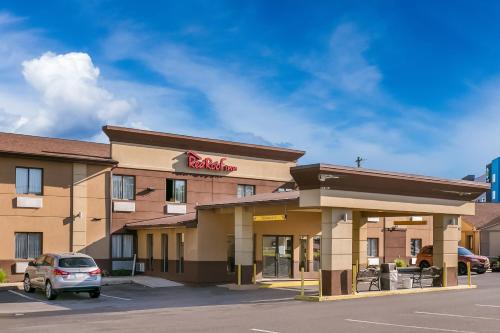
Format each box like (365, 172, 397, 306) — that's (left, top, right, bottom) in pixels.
(24, 253, 102, 300)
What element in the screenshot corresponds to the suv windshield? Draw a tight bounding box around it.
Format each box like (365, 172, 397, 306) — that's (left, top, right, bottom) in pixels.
(458, 247, 474, 256)
(58, 257, 96, 268)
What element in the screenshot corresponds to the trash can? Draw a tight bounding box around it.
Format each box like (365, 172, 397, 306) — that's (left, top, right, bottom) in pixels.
(380, 263, 398, 290)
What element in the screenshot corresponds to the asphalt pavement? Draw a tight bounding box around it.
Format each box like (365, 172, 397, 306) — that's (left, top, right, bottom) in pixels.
(1, 273, 499, 332)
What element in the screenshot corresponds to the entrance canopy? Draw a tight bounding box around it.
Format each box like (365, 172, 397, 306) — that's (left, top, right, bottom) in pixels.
(290, 164, 490, 216)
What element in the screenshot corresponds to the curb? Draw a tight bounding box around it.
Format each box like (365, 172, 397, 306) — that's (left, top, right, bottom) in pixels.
(0, 283, 22, 291)
(295, 285, 477, 302)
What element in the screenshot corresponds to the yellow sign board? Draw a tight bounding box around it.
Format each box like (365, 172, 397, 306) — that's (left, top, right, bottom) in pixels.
(393, 220, 427, 226)
(253, 214, 286, 222)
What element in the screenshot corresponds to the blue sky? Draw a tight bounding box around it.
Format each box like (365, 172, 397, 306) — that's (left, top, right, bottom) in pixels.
(1, 1, 499, 178)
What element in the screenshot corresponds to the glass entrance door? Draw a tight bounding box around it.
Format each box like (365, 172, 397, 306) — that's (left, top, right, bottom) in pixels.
(262, 236, 293, 278)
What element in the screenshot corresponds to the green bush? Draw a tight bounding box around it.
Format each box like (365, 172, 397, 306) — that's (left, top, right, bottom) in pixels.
(0, 269, 7, 283)
(111, 269, 132, 276)
(394, 258, 407, 268)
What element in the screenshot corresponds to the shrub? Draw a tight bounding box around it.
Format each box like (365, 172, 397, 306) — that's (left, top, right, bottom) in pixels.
(394, 258, 407, 268)
(0, 269, 7, 283)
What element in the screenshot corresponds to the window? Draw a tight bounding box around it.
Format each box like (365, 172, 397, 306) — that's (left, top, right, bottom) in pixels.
(313, 236, 321, 271)
(367, 238, 379, 257)
(493, 190, 497, 201)
(410, 238, 422, 256)
(59, 257, 95, 268)
(146, 234, 153, 270)
(176, 233, 185, 273)
(467, 235, 474, 251)
(111, 234, 134, 258)
(161, 234, 168, 272)
(16, 167, 43, 195)
(493, 174, 497, 183)
(112, 175, 135, 200)
(15, 232, 42, 259)
(458, 247, 474, 256)
(166, 179, 187, 203)
(299, 236, 309, 272)
(227, 235, 235, 273)
(237, 184, 255, 198)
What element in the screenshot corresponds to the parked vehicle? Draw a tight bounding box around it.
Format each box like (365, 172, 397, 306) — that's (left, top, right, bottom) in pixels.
(416, 245, 489, 275)
(23, 253, 101, 300)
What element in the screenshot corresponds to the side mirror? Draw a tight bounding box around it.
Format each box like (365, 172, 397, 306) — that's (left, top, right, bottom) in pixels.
(28, 260, 36, 267)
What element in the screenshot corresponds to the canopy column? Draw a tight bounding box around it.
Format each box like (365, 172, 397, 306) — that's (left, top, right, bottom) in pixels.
(433, 214, 460, 286)
(235, 206, 254, 284)
(321, 207, 353, 296)
(352, 211, 367, 269)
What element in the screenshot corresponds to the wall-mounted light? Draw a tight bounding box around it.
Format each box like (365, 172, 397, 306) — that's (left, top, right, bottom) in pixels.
(91, 218, 102, 222)
(73, 212, 81, 219)
(318, 174, 340, 182)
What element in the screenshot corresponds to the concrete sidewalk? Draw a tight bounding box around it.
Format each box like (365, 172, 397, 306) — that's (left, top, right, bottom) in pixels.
(102, 275, 183, 288)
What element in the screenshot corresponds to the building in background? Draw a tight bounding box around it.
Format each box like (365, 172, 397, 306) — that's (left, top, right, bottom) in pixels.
(486, 158, 500, 202)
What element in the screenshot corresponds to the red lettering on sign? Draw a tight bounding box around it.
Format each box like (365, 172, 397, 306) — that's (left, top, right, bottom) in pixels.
(187, 151, 237, 172)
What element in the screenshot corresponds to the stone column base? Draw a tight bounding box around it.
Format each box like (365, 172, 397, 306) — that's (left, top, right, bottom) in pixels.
(321, 269, 352, 296)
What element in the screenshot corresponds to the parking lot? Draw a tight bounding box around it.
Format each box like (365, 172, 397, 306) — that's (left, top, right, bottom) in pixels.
(1, 273, 500, 332)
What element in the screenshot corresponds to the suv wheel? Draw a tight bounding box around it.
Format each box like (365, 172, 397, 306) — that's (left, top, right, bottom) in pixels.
(45, 281, 58, 300)
(419, 261, 430, 269)
(89, 290, 100, 298)
(458, 262, 467, 276)
(23, 275, 35, 293)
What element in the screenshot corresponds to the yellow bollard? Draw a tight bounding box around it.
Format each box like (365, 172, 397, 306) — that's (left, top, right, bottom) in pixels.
(252, 263, 257, 284)
(300, 267, 305, 297)
(237, 264, 241, 286)
(356, 259, 359, 273)
(467, 262, 471, 287)
(319, 269, 323, 298)
(442, 262, 447, 288)
(352, 264, 357, 294)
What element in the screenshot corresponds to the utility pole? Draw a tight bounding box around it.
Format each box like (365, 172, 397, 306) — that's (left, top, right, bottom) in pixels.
(355, 156, 365, 168)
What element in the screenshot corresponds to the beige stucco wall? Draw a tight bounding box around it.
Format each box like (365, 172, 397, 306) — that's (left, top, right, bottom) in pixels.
(0, 156, 110, 263)
(300, 189, 476, 215)
(136, 227, 198, 261)
(111, 142, 295, 182)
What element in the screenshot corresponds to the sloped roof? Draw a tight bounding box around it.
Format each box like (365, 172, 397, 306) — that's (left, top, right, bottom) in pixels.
(0, 132, 115, 164)
(196, 190, 299, 209)
(126, 213, 197, 229)
(462, 203, 500, 230)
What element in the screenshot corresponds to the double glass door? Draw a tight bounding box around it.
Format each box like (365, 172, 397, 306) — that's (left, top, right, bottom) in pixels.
(262, 236, 293, 278)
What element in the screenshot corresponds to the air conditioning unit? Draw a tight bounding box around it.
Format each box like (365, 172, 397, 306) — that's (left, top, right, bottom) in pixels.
(135, 262, 145, 272)
(15, 262, 29, 273)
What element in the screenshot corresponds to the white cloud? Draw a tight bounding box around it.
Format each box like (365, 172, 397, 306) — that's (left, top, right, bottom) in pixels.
(18, 52, 136, 136)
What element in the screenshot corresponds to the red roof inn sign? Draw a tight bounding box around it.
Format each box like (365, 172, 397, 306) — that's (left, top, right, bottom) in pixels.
(187, 151, 238, 172)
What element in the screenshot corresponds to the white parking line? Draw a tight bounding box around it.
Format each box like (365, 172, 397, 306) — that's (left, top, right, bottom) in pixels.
(100, 293, 131, 301)
(476, 304, 500, 308)
(415, 311, 500, 321)
(250, 329, 280, 333)
(345, 319, 478, 333)
(8, 290, 38, 301)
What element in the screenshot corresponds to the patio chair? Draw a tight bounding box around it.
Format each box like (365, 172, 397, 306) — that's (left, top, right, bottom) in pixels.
(356, 267, 381, 291)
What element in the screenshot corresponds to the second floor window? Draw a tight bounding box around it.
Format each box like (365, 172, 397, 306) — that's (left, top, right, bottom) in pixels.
(112, 175, 135, 200)
(166, 179, 186, 203)
(237, 184, 255, 198)
(16, 167, 43, 195)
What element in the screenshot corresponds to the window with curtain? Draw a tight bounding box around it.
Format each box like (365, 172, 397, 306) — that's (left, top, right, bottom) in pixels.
(367, 238, 379, 257)
(111, 234, 134, 258)
(112, 175, 135, 200)
(15, 232, 42, 259)
(237, 184, 255, 198)
(16, 167, 43, 195)
(166, 179, 187, 203)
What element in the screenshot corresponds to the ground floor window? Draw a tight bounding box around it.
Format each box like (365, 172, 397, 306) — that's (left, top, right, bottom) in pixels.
(313, 236, 321, 271)
(227, 235, 235, 273)
(146, 234, 153, 270)
(161, 234, 168, 272)
(367, 238, 379, 257)
(15, 232, 42, 259)
(299, 235, 309, 272)
(111, 234, 134, 258)
(176, 233, 184, 273)
(410, 238, 422, 256)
